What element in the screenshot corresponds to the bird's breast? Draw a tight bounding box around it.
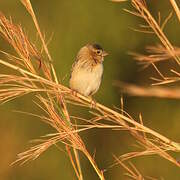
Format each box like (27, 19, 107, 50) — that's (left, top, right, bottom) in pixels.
(69, 63, 103, 96)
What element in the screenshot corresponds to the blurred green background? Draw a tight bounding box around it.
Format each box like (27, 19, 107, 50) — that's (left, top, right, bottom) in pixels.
(0, 0, 180, 179)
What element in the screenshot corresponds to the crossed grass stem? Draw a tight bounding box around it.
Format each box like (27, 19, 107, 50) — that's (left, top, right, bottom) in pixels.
(0, 56, 180, 166)
(0, 0, 104, 178)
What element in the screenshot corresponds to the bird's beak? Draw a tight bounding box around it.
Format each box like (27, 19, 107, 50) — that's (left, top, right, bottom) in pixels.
(102, 51, 109, 57)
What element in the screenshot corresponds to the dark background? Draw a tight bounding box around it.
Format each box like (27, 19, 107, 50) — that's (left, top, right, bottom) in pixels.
(0, 0, 180, 179)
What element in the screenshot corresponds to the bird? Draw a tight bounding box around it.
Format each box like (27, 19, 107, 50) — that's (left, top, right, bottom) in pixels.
(69, 43, 108, 96)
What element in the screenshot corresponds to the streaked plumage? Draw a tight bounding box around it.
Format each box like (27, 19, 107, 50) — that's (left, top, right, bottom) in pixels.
(69, 43, 108, 96)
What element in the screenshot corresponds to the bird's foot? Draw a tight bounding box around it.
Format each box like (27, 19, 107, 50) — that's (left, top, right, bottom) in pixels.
(90, 97, 96, 109)
(71, 89, 78, 97)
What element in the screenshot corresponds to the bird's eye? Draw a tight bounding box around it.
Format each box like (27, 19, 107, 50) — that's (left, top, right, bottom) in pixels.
(96, 50, 102, 55)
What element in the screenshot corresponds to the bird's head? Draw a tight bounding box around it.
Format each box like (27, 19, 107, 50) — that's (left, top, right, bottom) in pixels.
(86, 43, 108, 64)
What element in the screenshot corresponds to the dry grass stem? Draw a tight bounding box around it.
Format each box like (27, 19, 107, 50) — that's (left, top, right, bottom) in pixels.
(114, 81, 180, 99)
(0, 56, 180, 168)
(113, 155, 158, 180)
(128, 45, 180, 84)
(117, 0, 180, 84)
(111, 0, 180, 176)
(124, 0, 180, 65)
(129, 45, 180, 64)
(20, 1, 85, 179)
(169, 0, 180, 23)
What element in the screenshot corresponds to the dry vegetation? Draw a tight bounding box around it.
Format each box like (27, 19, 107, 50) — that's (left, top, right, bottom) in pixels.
(0, 0, 179, 179)
(113, 0, 180, 98)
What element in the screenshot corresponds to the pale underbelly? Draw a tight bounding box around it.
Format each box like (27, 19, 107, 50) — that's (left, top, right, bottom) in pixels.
(69, 65, 103, 96)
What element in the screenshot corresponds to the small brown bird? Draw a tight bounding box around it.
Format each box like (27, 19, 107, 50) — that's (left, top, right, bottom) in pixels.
(69, 43, 108, 96)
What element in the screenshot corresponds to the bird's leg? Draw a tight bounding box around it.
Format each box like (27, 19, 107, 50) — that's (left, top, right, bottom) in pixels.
(89, 96, 96, 109)
(71, 90, 96, 108)
(71, 89, 78, 97)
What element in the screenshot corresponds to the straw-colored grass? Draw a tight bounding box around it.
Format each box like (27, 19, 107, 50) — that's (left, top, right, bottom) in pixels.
(114, 81, 180, 99)
(0, 0, 179, 179)
(112, 0, 180, 100)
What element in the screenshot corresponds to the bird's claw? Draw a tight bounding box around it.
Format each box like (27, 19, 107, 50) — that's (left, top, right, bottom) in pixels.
(90, 98, 96, 108)
(71, 89, 78, 97)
